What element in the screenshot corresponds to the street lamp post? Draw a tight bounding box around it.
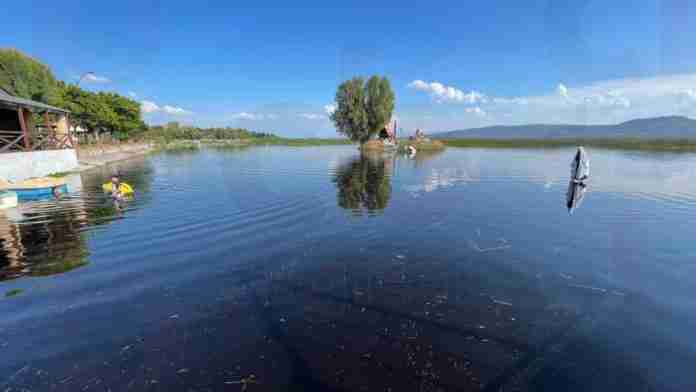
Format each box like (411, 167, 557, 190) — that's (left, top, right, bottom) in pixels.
(74, 72, 94, 142)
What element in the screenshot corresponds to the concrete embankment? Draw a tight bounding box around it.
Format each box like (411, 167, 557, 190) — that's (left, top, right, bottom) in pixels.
(75, 143, 154, 172)
(0, 149, 79, 183)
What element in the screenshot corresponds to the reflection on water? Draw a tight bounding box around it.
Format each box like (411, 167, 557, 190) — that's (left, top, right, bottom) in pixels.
(2, 147, 696, 391)
(403, 148, 445, 168)
(333, 153, 393, 214)
(0, 158, 153, 282)
(566, 181, 588, 213)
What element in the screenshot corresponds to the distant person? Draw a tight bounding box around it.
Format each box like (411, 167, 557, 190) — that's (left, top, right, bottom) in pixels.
(110, 174, 123, 199)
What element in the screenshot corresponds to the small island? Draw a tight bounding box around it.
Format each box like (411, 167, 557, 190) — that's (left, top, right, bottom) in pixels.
(328, 75, 445, 153)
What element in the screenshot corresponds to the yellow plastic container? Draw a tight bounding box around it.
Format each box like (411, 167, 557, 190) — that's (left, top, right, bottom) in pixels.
(102, 182, 134, 195)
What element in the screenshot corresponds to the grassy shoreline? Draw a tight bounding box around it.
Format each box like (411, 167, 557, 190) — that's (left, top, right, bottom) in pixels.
(440, 138, 696, 151)
(152, 138, 352, 150)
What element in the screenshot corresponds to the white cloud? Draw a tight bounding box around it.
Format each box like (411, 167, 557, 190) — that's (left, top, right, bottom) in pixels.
(464, 91, 487, 104)
(408, 80, 485, 104)
(162, 105, 192, 115)
(231, 112, 257, 120)
(557, 83, 569, 98)
(492, 97, 529, 105)
(465, 106, 486, 116)
(141, 100, 160, 114)
(141, 100, 192, 116)
(231, 112, 276, 121)
(396, 72, 696, 133)
(299, 113, 325, 120)
(128, 91, 137, 98)
(324, 104, 337, 115)
(681, 89, 696, 102)
(83, 73, 111, 83)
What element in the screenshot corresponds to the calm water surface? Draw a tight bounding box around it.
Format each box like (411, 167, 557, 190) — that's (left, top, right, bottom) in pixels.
(1, 146, 696, 391)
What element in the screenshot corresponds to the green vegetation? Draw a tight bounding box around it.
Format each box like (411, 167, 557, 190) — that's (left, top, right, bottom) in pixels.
(58, 83, 145, 140)
(0, 49, 62, 105)
(398, 139, 446, 151)
(0, 49, 145, 140)
(141, 121, 275, 143)
(333, 153, 392, 213)
(145, 122, 353, 149)
(5, 288, 23, 297)
(331, 76, 395, 145)
(441, 138, 696, 151)
(47, 171, 71, 178)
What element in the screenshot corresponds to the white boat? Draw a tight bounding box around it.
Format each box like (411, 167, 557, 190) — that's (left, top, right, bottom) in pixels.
(0, 191, 18, 210)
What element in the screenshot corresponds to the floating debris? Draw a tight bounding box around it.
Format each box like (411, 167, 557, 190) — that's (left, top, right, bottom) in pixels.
(467, 238, 511, 253)
(569, 284, 607, 293)
(4, 288, 23, 298)
(225, 374, 258, 391)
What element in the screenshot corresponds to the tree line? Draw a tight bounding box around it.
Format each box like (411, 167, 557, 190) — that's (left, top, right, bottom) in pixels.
(0, 48, 144, 140)
(0, 48, 276, 142)
(143, 122, 275, 143)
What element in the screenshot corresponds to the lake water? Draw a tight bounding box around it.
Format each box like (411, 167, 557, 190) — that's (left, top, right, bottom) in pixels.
(1, 146, 696, 391)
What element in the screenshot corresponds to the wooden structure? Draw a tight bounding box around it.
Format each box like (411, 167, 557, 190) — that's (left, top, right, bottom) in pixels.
(0, 88, 74, 153)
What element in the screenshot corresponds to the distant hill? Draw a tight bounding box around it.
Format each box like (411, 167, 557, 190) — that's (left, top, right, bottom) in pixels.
(432, 116, 696, 139)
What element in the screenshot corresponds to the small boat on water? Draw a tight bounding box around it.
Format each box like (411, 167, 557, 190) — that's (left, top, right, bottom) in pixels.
(5, 177, 68, 201)
(0, 191, 18, 210)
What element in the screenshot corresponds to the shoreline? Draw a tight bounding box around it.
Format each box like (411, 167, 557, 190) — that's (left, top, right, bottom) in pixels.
(74, 143, 155, 173)
(439, 138, 696, 151)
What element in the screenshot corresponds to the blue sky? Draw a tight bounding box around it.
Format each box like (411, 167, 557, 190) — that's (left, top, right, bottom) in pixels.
(4, 0, 696, 136)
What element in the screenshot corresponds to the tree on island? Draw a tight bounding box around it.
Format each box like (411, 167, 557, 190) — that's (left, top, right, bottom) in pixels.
(330, 76, 395, 146)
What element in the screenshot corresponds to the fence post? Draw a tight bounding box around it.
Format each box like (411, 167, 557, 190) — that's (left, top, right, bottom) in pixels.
(17, 107, 31, 151)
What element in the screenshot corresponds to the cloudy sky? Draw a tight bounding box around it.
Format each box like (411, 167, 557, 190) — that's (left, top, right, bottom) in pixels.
(5, 0, 696, 136)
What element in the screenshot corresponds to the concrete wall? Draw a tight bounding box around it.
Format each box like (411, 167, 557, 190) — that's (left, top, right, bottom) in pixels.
(0, 149, 79, 182)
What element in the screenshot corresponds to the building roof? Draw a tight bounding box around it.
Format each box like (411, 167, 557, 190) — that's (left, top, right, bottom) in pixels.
(0, 88, 69, 114)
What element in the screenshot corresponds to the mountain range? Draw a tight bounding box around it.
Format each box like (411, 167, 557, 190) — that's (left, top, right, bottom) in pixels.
(432, 116, 696, 139)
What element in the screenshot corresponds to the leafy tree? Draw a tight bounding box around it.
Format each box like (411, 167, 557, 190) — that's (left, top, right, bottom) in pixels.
(365, 76, 395, 136)
(57, 82, 144, 139)
(331, 77, 369, 144)
(330, 75, 395, 145)
(96, 92, 144, 139)
(1, 49, 145, 140)
(0, 48, 61, 105)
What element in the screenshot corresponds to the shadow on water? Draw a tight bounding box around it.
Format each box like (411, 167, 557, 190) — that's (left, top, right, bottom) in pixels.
(333, 153, 393, 215)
